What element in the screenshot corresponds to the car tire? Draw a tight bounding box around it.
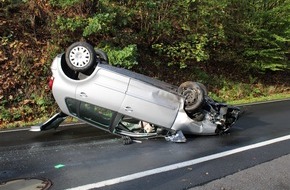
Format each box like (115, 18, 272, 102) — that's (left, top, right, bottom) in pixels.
(95, 49, 109, 64)
(196, 82, 208, 96)
(178, 81, 205, 112)
(65, 42, 96, 72)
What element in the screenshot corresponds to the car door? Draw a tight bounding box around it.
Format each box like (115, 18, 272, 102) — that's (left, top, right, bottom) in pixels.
(76, 68, 130, 112)
(119, 79, 181, 128)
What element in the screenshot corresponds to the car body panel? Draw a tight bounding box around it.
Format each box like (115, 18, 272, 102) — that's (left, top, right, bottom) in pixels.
(76, 68, 129, 111)
(50, 55, 77, 114)
(120, 79, 180, 127)
(171, 110, 217, 135)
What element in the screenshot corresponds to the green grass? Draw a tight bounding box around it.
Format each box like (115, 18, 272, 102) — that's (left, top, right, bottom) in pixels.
(228, 92, 290, 105)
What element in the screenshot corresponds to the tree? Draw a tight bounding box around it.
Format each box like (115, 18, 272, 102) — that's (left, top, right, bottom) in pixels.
(221, 0, 290, 71)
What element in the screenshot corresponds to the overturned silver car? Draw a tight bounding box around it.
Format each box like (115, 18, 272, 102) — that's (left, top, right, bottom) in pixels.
(31, 42, 240, 144)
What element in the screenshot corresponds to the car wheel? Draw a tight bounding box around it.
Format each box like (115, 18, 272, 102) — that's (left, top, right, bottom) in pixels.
(65, 42, 96, 72)
(196, 82, 208, 96)
(95, 49, 109, 64)
(178, 81, 205, 112)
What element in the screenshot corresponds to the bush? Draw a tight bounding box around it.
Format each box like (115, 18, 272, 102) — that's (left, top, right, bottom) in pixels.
(102, 44, 138, 69)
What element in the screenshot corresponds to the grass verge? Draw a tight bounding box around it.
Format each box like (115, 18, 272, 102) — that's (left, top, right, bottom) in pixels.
(227, 92, 290, 105)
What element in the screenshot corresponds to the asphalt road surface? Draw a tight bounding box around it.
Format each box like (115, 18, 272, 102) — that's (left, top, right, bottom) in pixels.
(0, 100, 290, 190)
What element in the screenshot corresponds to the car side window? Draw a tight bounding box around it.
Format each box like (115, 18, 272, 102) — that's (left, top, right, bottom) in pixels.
(65, 98, 114, 128)
(66, 98, 78, 116)
(79, 102, 113, 128)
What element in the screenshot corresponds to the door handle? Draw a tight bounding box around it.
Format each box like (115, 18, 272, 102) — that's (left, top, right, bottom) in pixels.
(80, 92, 88, 98)
(124, 106, 133, 112)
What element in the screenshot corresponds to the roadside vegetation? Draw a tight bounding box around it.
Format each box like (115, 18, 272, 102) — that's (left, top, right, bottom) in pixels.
(1, 0, 290, 129)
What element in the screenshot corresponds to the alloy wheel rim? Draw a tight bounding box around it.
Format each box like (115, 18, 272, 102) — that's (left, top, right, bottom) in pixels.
(69, 46, 91, 68)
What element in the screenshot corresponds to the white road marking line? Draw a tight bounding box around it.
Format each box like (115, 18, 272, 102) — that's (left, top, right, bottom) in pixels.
(0, 123, 86, 133)
(0, 128, 30, 133)
(67, 134, 290, 190)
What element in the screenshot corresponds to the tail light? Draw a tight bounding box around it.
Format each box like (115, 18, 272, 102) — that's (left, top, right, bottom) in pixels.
(49, 76, 54, 90)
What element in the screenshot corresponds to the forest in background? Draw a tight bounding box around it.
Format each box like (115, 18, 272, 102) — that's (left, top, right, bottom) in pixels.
(0, 0, 290, 128)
